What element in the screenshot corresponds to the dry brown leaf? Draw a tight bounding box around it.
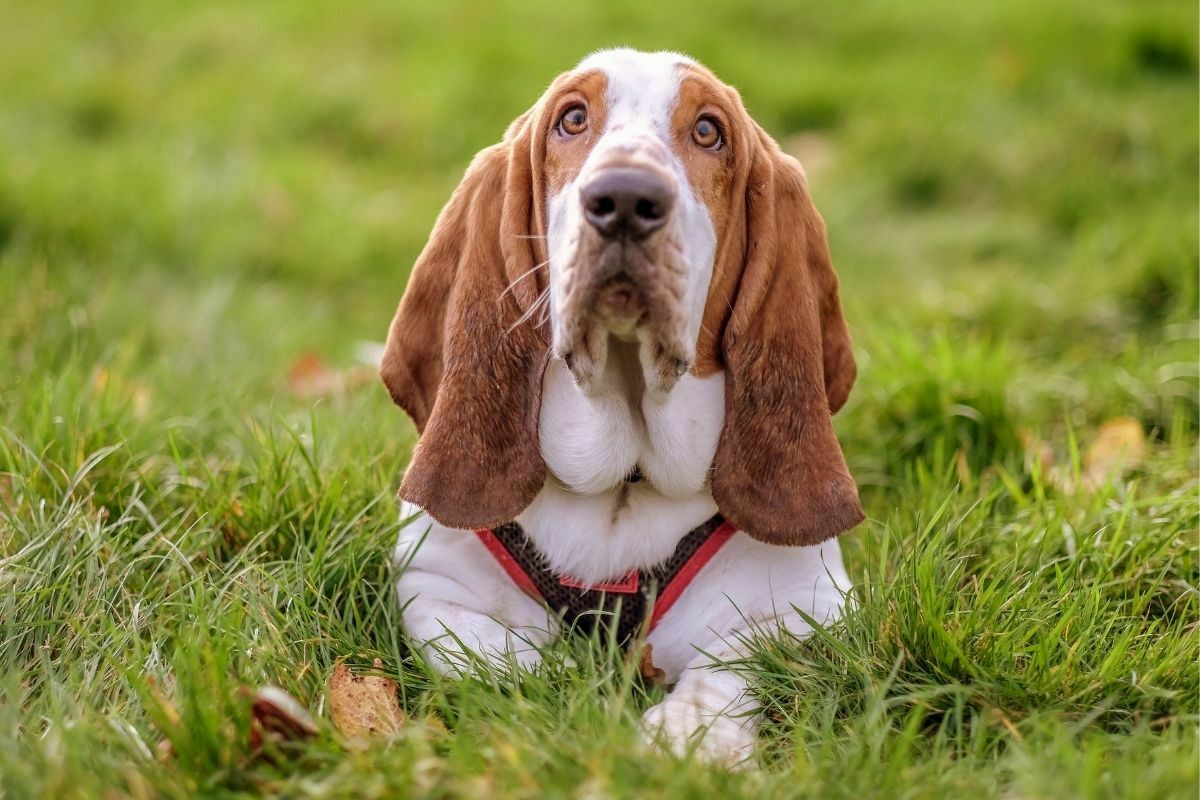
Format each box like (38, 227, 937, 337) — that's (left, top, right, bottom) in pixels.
(1018, 427, 1055, 474)
(0, 473, 14, 509)
(328, 658, 405, 741)
(145, 676, 182, 762)
(155, 738, 176, 763)
(249, 686, 319, 747)
(953, 448, 973, 488)
(91, 366, 153, 418)
(152, 684, 318, 763)
(287, 353, 373, 399)
(1082, 417, 1147, 490)
(639, 644, 667, 686)
(145, 676, 181, 728)
(1022, 419, 1148, 494)
(131, 384, 152, 419)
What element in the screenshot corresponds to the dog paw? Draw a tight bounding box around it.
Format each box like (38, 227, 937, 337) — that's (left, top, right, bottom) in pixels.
(640, 698, 757, 769)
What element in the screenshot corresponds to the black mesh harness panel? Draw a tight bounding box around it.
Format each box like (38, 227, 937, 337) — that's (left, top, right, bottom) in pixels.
(474, 513, 736, 646)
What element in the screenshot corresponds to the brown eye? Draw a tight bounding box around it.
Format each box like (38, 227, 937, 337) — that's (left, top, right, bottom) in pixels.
(692, 116, 723, 150)
(558, 105, 588, 136)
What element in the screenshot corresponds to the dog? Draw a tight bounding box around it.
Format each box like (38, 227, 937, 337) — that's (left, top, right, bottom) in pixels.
(381, 48, 863, 766)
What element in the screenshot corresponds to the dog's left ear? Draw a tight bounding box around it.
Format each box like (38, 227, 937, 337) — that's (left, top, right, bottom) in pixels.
(380, 110, 550, 530)
(708, 124, 865, 546)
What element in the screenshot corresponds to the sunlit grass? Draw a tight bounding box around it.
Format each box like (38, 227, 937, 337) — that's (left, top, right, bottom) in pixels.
(0, 0, 1196, 797)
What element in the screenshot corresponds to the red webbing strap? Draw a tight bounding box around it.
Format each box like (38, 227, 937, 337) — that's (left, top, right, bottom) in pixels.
(475, 529, 543, 600)
(558, 571, 640, 593)
(648, 518, 737, 631)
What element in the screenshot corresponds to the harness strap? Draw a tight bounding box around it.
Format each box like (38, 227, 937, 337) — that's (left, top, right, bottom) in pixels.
(474, 514, 736, 645)
(649, 519, 736, 628)
(474, 528, 542, 599)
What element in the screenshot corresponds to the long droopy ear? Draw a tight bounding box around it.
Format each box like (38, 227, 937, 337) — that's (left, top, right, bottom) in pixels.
(380, 114, 550, 530)
(709, 125, 865, 546)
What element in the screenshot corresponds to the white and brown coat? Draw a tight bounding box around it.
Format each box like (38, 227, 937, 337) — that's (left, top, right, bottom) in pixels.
(382, 49, 863, 766)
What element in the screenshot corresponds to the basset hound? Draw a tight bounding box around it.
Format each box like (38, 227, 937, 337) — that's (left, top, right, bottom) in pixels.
(381, 48, 864, 766)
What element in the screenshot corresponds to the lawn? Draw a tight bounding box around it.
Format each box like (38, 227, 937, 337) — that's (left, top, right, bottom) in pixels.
(0, 1, 1197, 797)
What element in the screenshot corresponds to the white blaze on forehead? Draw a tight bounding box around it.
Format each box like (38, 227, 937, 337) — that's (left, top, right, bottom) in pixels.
(547, 48, 716, 371)
(576, 49, 692, 140)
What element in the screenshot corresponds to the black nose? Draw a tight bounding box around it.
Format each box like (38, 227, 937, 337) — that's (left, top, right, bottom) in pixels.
(581, 168, 674, 241)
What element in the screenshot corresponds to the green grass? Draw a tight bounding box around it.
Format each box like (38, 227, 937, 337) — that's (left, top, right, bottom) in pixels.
(0, 0, 1196, 797)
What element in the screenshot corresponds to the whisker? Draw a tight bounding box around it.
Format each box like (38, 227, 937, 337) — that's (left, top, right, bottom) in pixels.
(533, 295, 552, 329)
(499, 259, 550, 301)
(508, 285, 552, 333)
(510, 299, 547, 332)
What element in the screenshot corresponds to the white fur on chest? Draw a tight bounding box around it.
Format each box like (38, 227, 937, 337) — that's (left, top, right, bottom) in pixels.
(523, 357, 725, 584)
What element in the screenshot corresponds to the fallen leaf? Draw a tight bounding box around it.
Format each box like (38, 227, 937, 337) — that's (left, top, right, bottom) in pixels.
(327, 658, 405, 742)
(1082, 417, 1147, 490)
(155, 738, 175, 763)
(1023, 419, 1148, 494)
(287, 353, 373, 399)
(1018, 427, 1055, 474)
(639, 644, 667, 686)
(145, 676, 182, 762)
(90, 366, 153, 418)
(953, 448, 973, 489)
(131, 384, 152, 419)
(249, 686, 319, 748)
(151, 684, 317, 763)
(985, 706, 1024, 741)
(0, 473, 13, 508)
(145, 676, 181, 728)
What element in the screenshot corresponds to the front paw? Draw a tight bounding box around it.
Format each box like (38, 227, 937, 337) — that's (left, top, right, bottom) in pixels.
(640, 698, 757, 769)
(421, 631, 544, 678)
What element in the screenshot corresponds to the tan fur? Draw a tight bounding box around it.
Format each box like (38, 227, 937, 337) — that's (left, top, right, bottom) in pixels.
(380, 109, 550, 530)
(698, 97, 863, 545)
(673, 61, 863, 545)
(542, 69, 609, 194)
(382, 63, 863, 544)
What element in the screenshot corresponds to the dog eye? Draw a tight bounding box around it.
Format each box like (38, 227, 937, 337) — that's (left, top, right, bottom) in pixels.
(558, 105, 588, 136)
(692, 116, 723, 150)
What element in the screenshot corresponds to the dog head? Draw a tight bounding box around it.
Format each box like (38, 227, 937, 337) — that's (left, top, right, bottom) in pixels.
(382, 49, 863, 545)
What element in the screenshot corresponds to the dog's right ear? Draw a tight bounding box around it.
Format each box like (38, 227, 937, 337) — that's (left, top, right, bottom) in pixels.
(381, 113, 551, 530)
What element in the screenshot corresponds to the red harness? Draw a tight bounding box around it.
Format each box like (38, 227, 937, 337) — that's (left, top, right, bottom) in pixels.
(475, 514, 736, 642)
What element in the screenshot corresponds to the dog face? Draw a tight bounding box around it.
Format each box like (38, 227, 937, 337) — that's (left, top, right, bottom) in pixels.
(543, 51, 724, 398)
(381, 49, 864, 546)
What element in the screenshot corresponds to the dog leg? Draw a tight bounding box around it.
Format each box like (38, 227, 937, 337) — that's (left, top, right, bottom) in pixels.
(395, 517, 556, 676)
(640, 648, 758, 768)
(401, 593, 551, 675)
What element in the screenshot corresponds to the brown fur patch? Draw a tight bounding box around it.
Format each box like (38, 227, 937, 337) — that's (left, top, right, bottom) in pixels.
(670, 61, 863, 544)
(381, 59, 863, 544)
(543, 70, 609, 195)
(705, 113, 863, 545)
(380, 91, 563, 529)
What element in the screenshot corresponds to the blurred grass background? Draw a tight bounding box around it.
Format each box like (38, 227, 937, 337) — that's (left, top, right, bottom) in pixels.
(0, 1, 1196, 797)
(3, 1, 1195, 414)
